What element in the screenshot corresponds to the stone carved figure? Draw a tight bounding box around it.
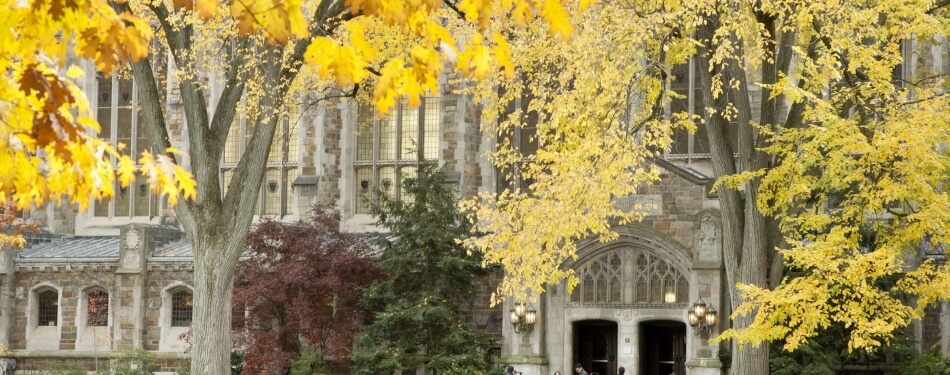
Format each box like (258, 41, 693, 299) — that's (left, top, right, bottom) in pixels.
(697, 215, 721, 262)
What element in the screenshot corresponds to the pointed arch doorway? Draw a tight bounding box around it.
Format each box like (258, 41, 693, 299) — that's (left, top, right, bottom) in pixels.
(574, 320, 617, 375)
(639, 320, 686, 375)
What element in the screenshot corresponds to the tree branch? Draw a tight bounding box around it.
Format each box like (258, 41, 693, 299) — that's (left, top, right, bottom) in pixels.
(900, 90, 949, 106)
(145, 2, 215, 212)
(208, 37, 253, 154)
(443, 0, 468, 19)
(926, 0, 950, 14)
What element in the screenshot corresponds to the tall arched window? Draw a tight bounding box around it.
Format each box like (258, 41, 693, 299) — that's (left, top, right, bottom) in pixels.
(571, 253, 623, 304)
(38, 290, 58, 326)
(220, 104, 299, 218)
(570, 249, 689, 305)
(93, 64, 166, 219)
(355, 97, 440, 213)
(87, 290, 109, 327)
(664, 59, 739, 163)
(171, 289, 193, 327)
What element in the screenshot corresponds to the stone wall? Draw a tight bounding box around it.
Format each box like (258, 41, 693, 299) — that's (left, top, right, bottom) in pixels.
(457, 266, 505, 340)
(15, 354, 188, 374)
(316, 101, 345, 207)
(637, 169, 710, 251)
(10, 264, 118, 351)
(143, 265, 194, 351)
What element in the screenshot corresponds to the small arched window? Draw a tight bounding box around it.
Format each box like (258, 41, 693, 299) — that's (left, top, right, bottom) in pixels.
(88, 290, 109, 326)
(38, 290, 58, 326)
(171, 289, 193, 327)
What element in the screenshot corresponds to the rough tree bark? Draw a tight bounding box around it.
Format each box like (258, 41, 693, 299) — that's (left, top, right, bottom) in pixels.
(693, 8, 798, 375)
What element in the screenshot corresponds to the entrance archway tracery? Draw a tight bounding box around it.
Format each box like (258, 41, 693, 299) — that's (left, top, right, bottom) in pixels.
(557, 225, 695, 375)
(566, 226, 693, 307)
(570, 248, 690, 306)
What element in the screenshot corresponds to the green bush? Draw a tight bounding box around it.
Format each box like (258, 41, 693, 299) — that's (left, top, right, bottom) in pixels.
(289, 347, 329, 375)
(900, 347, 950, 375)
(104, 349, 159, 375)
(176, 358, 190, 375)
(30, 361, 87, 375)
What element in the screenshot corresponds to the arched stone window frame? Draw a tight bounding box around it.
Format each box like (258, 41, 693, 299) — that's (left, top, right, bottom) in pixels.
(76, 285, 113, 351)
(159, 282, 193, 352)
(26, 283, 62, 351)
(565, 226, 692, 307)
(170, 288, 193, 327)
(79, 286, 111, 328)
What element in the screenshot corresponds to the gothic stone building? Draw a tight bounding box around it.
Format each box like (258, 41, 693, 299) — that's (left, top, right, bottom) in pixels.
(6, 47, 950, 375)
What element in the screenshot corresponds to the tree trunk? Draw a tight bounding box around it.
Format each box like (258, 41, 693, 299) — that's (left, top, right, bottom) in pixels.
(730, 185, 771, 375)
(190, 249, 235, 375)
(121, 1, 352, 373)
(695, 12, 771, 375)
(186, 222, 249, 374)
(731, 315, 769, 375)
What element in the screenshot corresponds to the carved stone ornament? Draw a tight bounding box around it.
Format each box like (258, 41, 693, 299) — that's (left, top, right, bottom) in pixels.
(122, 252, 141, 269)
(615, 309, 636, 321)
(697, 215, 721, 262)
(125, 228, 141, 250)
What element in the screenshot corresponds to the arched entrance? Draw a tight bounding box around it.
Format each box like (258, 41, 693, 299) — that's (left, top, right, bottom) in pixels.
(548, 225, 702, 375)
(574, 320, 617, 375)
(639, 320, 686, 375)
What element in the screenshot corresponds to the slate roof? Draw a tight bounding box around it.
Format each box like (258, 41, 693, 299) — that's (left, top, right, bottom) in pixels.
(15, 235, 195, 261)
(152, 239, 193, 257)
(17, 237, 120, 260)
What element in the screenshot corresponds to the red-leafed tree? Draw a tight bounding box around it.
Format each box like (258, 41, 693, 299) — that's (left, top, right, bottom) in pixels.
(233, 206, 384, 374)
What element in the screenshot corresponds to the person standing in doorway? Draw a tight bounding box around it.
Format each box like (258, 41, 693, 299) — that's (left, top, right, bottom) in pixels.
(574, 363, 589, 375)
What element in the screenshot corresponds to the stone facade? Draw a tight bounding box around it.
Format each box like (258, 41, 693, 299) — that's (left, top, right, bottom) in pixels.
(0, 225, 193, 373)
(9, 49, 950, 375)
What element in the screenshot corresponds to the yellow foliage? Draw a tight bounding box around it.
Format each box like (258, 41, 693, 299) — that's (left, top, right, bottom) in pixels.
(174, 0, 584, 113)
(0, 0, 196, 226)
(460, 0, 950, 356)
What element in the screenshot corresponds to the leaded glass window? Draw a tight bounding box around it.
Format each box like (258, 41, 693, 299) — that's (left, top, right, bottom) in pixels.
(570, 249, 689, 305)
(355, 97, 440, 214)
(38, 290, 58, 326)
(87, 290, 109, 327)
(571, 253, 623, 304)
(171, 289, 193, 327)
(665, 59, 739, 162)
(220, 104, 299, 218)
(495, 89, 539, 194)
(93, 69, 163, 219)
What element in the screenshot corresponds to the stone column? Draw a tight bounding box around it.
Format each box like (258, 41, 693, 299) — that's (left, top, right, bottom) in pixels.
(501, 294, 548, 375)
(114, 225, 147, 350)
(0, 246, 14, 347)
(942, 301, 949, 356)
(686, 212, 723, 375)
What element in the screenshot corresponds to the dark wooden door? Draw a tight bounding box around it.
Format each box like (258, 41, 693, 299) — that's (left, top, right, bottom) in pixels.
(574, 320, 618, 375)
(640, 321, 686, 375)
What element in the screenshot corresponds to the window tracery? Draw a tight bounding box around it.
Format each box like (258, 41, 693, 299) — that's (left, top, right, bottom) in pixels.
(570, 248, 688, 305)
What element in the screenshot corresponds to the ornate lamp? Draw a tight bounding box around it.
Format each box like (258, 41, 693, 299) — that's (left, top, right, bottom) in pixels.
(510, 301, 537, 334)
(687, 297, 718, 335)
